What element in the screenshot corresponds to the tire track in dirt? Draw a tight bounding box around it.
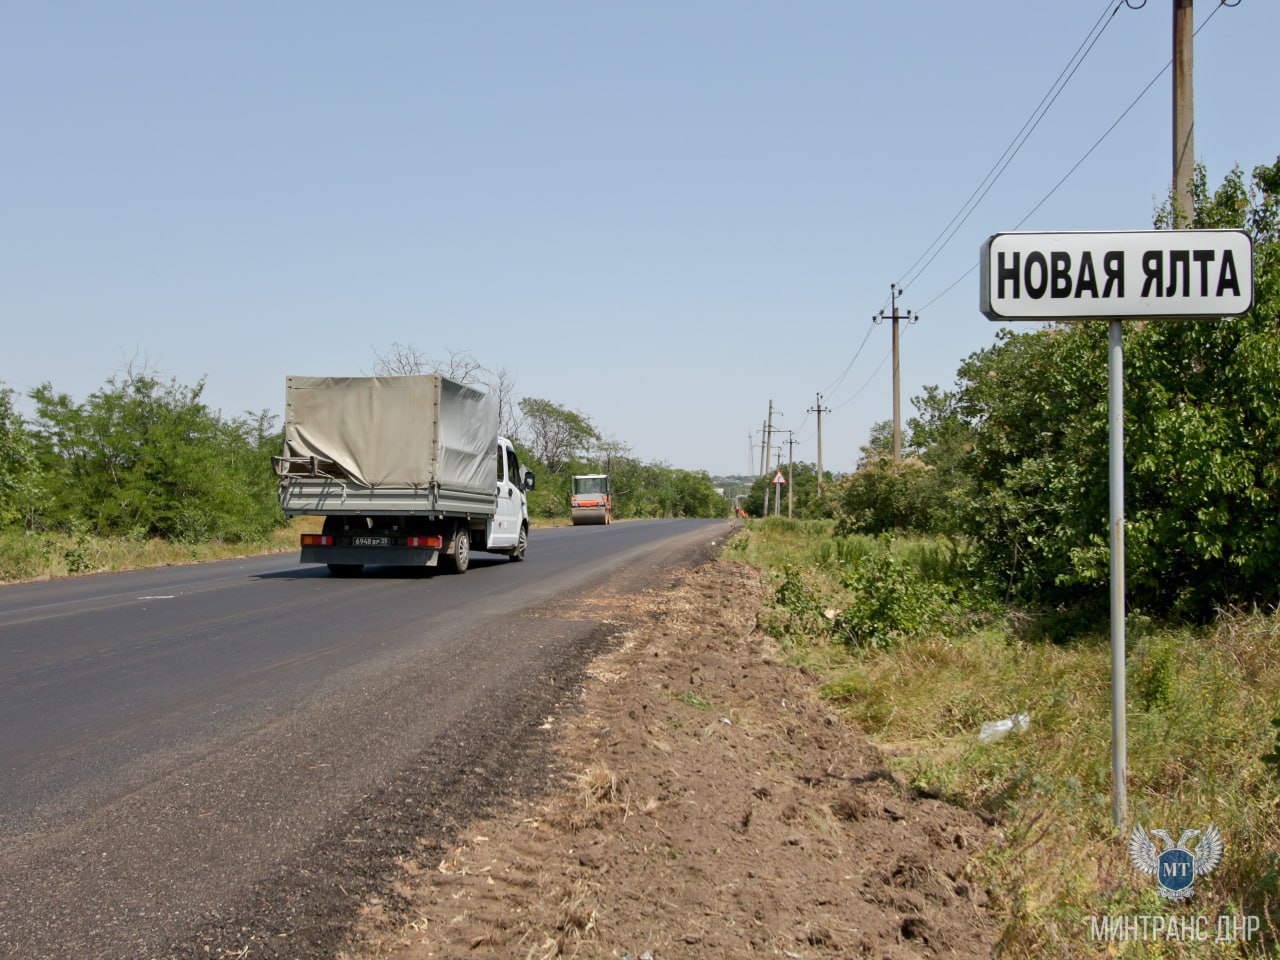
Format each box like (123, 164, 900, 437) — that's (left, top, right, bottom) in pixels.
(346, 553, 998, 959)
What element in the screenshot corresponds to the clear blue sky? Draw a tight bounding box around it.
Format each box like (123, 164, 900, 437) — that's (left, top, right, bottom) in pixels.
(3, 1, 1276, 477)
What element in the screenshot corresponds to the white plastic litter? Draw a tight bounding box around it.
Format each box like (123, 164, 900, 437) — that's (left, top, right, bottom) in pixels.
(979, 711, 1031, 743)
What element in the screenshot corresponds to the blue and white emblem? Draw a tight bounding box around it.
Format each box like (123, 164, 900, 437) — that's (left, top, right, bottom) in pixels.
(1129, 823, 1224, 900)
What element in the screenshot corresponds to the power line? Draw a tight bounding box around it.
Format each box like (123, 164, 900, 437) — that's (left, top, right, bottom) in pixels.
(894, 0, 1127, 295)
(820, 319, 877, 400)
(830, 347, 893, 413)
(817, 4, 1124, 444)
(807, 2, 1233, 463)
(1014, 0, 1238, 228)
(898, 0, 1130, 294)
(913, 0, 1235, 313)
(918, 265, 977, 313)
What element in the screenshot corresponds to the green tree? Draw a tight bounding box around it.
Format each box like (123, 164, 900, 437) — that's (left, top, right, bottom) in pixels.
(0, 386, 42, 529)
(743, 462, 833, 519)
(915, 158, 1280, 618)
(653, 467, 724, 518)
(517, 398, 600, 474)
(831, 414, 960, 535)
(835, 457, 937, 534)
(938, 323, 1108, 603)
(28, 368, 284, 542)
(863, 419, 896, 461)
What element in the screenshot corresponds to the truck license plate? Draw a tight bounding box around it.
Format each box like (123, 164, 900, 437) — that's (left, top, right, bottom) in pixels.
(352, 536, 391, 547)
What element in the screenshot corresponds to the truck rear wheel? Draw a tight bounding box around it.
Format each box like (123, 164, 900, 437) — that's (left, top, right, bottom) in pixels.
(443, 525, 470, 574)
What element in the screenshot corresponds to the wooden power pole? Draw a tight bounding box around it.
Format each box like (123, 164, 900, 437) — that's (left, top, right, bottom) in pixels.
(808, 393, 831, 494)
(763, 401, 776, 479)
(785, 432, 795, 518)
(874, 284, 917, 465)
(1173, 0, 1195, 224)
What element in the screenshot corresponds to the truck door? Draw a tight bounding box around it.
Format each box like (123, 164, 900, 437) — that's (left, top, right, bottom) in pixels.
(490, 440, 522, 549)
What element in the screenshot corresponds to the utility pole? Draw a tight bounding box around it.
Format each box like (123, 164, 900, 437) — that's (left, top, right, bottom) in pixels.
(773, 448, 783, 517)
(762, 402, 776, 479)
(757, 424, 768, 515)
(785, 432, 796, 518)
(808, 393, 831, 494)
(1173, 0, 1195, 224)
(874, 284, 917, 465)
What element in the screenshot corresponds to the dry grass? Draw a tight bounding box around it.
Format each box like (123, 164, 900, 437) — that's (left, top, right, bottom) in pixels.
(544, 763, 630, 833)
(733, 519, 1280, 956)
(0, 517, 320, 583)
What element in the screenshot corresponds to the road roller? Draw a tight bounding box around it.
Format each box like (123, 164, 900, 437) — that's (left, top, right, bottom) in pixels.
(570, 473, 612, 525)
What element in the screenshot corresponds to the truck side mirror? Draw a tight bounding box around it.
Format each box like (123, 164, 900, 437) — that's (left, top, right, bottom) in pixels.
(523, 472, 536, 491)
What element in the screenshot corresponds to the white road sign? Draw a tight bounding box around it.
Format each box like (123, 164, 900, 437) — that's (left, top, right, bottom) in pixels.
(980, 230, 1253, 321)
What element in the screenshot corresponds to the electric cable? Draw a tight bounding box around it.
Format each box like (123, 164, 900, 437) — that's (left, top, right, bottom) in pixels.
(820, 320, 876, 400)
(894, 0, 1123, 292)
(830, 347, 893, 413)
(899, 0, 1128, 294)
(913, 0, 1234, 313)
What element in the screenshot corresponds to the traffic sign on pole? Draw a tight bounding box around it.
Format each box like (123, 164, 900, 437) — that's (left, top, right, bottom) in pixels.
(980, 230, 1253, 321)
(978, 229, 1254, 835)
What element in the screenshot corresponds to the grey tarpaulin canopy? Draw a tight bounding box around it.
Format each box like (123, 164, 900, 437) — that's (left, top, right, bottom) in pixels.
(282, 374, 498, 492)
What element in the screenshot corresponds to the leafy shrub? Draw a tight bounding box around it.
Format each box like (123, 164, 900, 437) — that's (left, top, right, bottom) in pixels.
(830, 552, 949, 650)
(1130, 635, 1178, 711)
(767, 565, 829, 644)
(834, 457, 944, 535)
(24, 369, 285, 543)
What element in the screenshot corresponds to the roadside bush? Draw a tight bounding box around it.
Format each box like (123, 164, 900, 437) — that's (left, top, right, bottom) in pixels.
(834, 457, 942, 535)
(0, 386, 41, 529)
(27, 369, 284, 543)
(766, 565, 829, 645)
(830, 552, 950, 650)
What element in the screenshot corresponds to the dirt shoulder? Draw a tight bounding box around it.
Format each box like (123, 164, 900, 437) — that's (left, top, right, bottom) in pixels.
(343, 550, 998, 959)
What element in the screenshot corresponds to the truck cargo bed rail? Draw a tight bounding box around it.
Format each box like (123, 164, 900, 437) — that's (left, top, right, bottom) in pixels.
(279, 476, 497, 518)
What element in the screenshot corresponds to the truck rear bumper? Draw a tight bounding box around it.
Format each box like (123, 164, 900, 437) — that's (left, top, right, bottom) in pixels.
(300, 546, 440, 567)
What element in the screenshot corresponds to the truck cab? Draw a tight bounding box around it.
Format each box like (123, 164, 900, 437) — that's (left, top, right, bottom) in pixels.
(488, 437, 532, 556)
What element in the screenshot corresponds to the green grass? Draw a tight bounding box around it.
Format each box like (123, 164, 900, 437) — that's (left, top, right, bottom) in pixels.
(729, 517, 1280, 957)
(0, 517, 319, 583)
(0, 513, 596, 582)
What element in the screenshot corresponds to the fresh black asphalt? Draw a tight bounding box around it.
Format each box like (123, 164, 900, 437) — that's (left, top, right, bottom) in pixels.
(0, 518, 731, 959)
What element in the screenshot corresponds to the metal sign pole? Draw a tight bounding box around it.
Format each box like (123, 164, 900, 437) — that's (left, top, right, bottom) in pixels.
(980, 230, 1254, 836)
(1108, 318, 1127, 832)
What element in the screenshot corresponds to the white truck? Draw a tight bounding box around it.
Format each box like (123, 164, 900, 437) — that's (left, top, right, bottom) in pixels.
(273, 374, 534, 575)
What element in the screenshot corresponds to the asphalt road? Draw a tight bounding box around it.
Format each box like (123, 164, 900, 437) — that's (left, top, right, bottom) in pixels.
(0, 518, 731, 959)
